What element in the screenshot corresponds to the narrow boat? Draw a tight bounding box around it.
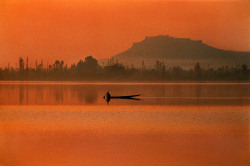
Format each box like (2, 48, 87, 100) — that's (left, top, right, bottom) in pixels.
(103, 92, 140, 103)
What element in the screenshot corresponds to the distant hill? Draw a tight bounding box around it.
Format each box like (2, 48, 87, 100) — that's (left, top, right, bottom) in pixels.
(101, 35, 250, 68)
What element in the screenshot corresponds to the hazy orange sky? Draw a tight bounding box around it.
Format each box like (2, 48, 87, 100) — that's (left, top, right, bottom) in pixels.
(0, 0, 249, 68)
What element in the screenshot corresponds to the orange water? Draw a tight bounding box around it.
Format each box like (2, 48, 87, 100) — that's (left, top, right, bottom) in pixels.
(0, 82, 249, 166)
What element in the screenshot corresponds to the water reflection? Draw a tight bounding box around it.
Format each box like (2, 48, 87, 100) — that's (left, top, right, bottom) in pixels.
(19, 85, 24, 104)
(195, 84, 201, 97)
(82, 87, 97, 104)
(0, 82, 249, 105)
(54, 86, 64, 103)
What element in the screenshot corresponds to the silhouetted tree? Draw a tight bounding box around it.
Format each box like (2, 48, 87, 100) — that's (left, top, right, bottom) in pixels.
(76, 59, 84, 72)
(142, 60, 145, 70)
(71, 63, 76, 70)
(54, 60, 61, 71)
(84, 56, 99, 71)
(60, 61, 64, 71)
(242, 64, 247, 72)
(1, 56, 249, 81)
(26, 57, 29, 70)
(194, 62, 201, 79)
(19, 57, 24, 72)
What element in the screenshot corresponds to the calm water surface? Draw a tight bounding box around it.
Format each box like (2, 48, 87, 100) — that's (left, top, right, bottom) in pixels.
(0, 82, 249, 166)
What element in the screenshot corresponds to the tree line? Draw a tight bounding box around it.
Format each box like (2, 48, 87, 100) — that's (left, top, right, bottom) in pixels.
(0, 56, 249, 81)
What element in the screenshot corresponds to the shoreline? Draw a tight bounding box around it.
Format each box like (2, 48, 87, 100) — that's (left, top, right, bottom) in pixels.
(0, 80, 250, 84)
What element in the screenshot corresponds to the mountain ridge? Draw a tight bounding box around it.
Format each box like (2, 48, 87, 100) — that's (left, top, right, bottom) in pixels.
(106, 35, 249, 68)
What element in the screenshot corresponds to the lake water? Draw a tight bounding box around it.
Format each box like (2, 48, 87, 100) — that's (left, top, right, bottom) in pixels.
(0, 82, 249, 166)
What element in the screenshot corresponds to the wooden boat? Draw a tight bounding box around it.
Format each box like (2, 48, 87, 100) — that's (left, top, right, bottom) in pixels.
(103, 92, 140, 102)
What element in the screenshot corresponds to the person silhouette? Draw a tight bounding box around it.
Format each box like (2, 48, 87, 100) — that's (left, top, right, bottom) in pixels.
(103, 91, 111, 103)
